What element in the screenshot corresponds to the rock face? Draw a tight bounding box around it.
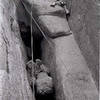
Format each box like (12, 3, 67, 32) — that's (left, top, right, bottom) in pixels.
(23, 0, 71, 38)
(42, 36, 98, 100)
(0, 0, 34, 100)
(23, 0, 99, 100)
(68, 0, 99, 90)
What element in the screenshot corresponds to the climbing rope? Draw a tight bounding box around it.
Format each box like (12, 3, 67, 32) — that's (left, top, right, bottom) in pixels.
(30, 5, 34, 62)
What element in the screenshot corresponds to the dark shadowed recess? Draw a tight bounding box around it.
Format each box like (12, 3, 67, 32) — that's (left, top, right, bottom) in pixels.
(18, 20, 43, 61)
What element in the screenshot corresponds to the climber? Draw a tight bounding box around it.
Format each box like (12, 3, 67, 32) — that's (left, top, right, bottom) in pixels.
(26, 60, 35, 89)
(34, 59, 53, 95)
(50, 0, 70, 20)
(26, 59, 53, 94)
(50, 0, 66, 7)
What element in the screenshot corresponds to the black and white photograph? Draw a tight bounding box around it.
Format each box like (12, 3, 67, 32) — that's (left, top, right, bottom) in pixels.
(0, 0, 99, 100)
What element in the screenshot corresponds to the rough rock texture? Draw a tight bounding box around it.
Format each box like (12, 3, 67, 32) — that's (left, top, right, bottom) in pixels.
(42, 36, 98, 100)
(0, 0, 34, 100)
(23, 0, 99, 100)
(67, 0, 99, 89)
(23, 0, 71, 38)
(35, 72, 53, 95)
